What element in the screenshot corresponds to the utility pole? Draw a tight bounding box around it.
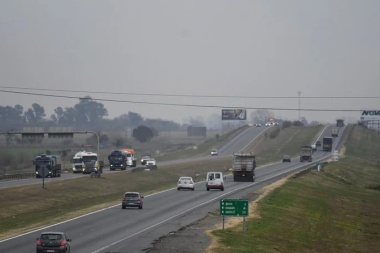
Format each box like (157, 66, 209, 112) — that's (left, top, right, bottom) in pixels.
(298, 91, 301, 120)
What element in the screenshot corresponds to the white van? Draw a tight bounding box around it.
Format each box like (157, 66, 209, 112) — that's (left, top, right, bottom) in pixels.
(206, 172, 224, 191)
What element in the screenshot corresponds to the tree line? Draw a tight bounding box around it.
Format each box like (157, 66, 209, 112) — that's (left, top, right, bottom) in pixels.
(0, 96, 182, 132)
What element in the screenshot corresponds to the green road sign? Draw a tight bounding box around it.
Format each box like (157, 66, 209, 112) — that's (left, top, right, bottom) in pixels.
(220, 199, 249, 216)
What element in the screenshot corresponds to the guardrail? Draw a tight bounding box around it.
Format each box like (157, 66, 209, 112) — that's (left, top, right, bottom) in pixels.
(293, 162, 328, 179)
(0, 172, 36, 180)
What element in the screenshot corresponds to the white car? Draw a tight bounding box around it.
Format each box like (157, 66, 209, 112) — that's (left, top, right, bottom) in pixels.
(145, 159, 156, 166)
(211, 149, 218, 156)
(206, 172, 224, 191)
(177, 176, 195, 191)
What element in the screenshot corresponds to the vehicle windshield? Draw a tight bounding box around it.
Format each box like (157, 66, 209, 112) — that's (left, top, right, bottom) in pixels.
(35, 159, 51, 165)
(110, 155, 123, 161)
(73, 158, 82, 163)
(82, 155, 97, 162)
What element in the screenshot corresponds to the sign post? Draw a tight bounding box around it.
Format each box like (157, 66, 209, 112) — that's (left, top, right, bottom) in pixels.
(220, 199, 249, 233)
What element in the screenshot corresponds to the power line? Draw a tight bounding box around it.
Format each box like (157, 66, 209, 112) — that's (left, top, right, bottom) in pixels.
(0, 86, 379, 99)
(0, 89, 364, 112)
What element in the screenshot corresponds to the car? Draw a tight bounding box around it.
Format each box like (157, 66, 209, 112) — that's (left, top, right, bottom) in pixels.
(141, 155, 151, 165)
(145, 158, 156, 166)
(282, 155, 291, 162)
(122, 192, 144, 209)
(254, 123, 262, 127)
(36, 232, 71, 253)
(206, 172, 224, 191)
(177, 176, 195, 191)
(316, 140, 321, 146)
(210, 149, 218, 156)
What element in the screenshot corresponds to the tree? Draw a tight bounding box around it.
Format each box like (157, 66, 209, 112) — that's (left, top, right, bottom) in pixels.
(24, 103, 45, 125)
(250, 109, 274, 124)
(74, 96, 108, 127)
(128, 112, 143, 127)
(132, 125, 154, 143)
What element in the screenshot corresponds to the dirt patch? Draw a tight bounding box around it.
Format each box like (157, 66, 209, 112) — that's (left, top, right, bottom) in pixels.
(148, 177, 289, 253)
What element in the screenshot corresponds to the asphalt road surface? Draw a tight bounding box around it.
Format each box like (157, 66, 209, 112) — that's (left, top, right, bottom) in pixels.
(0, 125, 346, 253)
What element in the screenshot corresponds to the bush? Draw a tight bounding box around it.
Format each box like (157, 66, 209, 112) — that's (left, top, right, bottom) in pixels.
(269, 126, 281, 139)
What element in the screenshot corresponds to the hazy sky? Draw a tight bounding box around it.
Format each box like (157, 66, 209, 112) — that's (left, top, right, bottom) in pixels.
(1, 0, 379, 125)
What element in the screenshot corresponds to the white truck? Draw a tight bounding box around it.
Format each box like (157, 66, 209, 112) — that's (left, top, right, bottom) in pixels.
(72, 151, 86, 173)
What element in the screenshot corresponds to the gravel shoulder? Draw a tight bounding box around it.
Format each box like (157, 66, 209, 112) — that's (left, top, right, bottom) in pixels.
(147, 178, 288, 253)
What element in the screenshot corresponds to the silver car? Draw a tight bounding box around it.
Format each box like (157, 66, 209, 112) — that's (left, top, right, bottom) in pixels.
(177, 177, 195, 191)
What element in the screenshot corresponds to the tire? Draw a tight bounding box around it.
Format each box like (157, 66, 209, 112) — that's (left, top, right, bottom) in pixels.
(177, 188, 180, 191)
(206, 187, 210, 191)
(191, 188, 194, 191)
(122, 205, 126, 209)
(221, 187, 224, 191)
(139, 205, 142, 209)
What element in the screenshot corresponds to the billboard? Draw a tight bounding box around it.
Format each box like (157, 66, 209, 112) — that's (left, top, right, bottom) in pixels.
(222, 109, 247, 120)
(360, 109, 380, 121)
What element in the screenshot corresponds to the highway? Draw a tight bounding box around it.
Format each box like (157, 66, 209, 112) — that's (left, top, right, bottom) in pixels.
(0, 125, 346, 253)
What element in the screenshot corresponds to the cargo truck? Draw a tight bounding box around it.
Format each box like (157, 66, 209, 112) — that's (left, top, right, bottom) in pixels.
(336, 119, 344, 127)
(121, 148, 137, 167)
(331, 127, 339, 137)
(72, 151, 86, 173)
(108, 150, 127, 171)
(34, 154, 62, 178)
(322, 137, 333, 151)
(232, 153, 256, 182)
(300, 146, 313, 162)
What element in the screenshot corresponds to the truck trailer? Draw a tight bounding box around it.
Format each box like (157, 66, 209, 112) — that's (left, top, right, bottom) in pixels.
(232, 153, 256, 182)
(322, 137, 333, 152)
(300, 146, 313, 162)
(331, 127, 339, 137)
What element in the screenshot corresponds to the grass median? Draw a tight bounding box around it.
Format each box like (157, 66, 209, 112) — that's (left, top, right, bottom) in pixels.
(210, 125, 380, 253)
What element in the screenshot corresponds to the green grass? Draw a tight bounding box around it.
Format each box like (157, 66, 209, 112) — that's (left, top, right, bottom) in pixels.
(246, 125, 323, 165)
(211, 125, 380, 253)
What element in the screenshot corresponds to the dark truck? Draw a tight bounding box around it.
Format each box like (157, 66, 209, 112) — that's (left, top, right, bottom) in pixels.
(336, 119, 344, 127)
(33, 154, 62, 178)
(108, 150, 127, 171)
(300, 146, 313, 162)
(232, 153, 256, 182)
(323, 137, 333, 151)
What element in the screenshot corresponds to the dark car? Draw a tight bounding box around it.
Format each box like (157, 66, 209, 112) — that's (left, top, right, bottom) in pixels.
(36, 232, 71, 253)
(122, 192, 144, 209)
(282, 155, 291, 162)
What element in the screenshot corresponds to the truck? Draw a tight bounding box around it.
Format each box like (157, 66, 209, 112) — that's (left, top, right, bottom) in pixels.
(121, 148, 137, 167)
(108, 150, 127, 171)
(300, 146, 313, 162)
(34, 154, 62, 178)
(336, 119, 344, 127)
(331, 127, 339, 137)
(322, 137, 333, 152)
(232, 153, 256, 182)
(72, 151, 86, 173)
(81, 151, 101, 174)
